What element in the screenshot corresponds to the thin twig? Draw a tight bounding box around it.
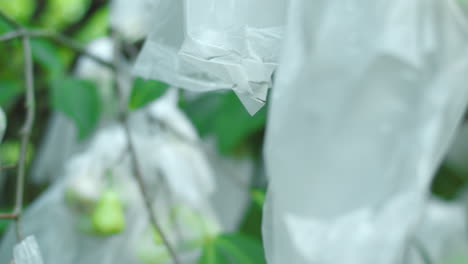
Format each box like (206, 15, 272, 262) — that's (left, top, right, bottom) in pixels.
(0, 213, 17, 219)
(0, 30, 23, 41)
(0, 11, 36, 242)
(14, 35, 35, 218)
(122, 118, 181, 264)
(0, 10, 22, 29)
(0, 163, 18, 171)
(111, 36, 181, 264)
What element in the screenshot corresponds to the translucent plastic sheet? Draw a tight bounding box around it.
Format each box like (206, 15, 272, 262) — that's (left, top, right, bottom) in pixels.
(204, 139, 253, 230)
(407, 198, 468, 264)
(13, 236, 44, 264)
(75, 37, 116, 114)
(110, 0, 158, 42)
(30, 113, 81, 183)
(263, 0, 468, 263)
(0, 91, 252, 264)
(133, 0, 287, 114)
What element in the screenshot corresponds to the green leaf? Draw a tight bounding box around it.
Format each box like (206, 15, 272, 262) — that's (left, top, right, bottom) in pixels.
(0, 140, 34, 165)
(0, 0, 35, 23)
(76, 6, 109, 43)
(128, 78, 169, 110)
(198, 233, 266, 264)
(0, 219, 9, 236)
(40, 0, 91, 29)
(240, 200, 264, 241)
(31, 39, 65, 78)
(183, 91, 267, 154)
(51, 77, 101, 139)
(181, 92, 224, 136)
(251, 189, 266, 208)
(0, 80, 22, 108)
(214, 94, 266, 153)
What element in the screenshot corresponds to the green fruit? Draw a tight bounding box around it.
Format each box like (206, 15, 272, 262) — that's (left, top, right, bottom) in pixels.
(91, 189, 125, 235)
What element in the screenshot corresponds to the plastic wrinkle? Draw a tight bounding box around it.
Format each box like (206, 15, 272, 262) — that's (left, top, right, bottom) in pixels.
(13, 236, 44, 264)
(133, 0, 287, 114)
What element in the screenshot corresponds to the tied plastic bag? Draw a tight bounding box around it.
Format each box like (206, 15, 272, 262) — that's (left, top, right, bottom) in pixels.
(133, 0, 287, 114)
(263, 0, 468, 263)
(13, 236, 44, 264)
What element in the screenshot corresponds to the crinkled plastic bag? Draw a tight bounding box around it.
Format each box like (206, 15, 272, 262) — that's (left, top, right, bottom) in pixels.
(133, 0, 287, 114)
(264, 0, 468, 263)
(13, 236, 44, 264)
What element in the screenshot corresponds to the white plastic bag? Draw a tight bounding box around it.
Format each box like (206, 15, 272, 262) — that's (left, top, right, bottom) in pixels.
(133, 0, 287, 114)
(0, 106, 6, 143)
(110, 0, 158, 42)
(407, 197, 468, 264)
(264, 0, 468, 263)
(13, 236, 44, 264)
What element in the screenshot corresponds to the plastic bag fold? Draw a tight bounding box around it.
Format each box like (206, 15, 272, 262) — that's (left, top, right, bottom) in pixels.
(13, 236, 44, 264)
(133, 0, 287, 114)
(407, 197, 468, 264)
(263, 0, 468, 263)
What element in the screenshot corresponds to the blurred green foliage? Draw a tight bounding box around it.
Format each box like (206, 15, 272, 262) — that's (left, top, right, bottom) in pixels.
(129, 78, 169, 110)
(183, 92, 267, 154)
(50, 77, 101, 139)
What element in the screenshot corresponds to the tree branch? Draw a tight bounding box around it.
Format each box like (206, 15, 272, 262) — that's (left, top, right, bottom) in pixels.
(0, 163, 18, 171)
(0, 28, 116, 70)
(13, 34, 35, 222)
(0, 30, 24, 41)
(0, 10, 36, 242)
(122, 117, 181, 264)
(111, 36, 181, 263)
(0, 10, 22, 29)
